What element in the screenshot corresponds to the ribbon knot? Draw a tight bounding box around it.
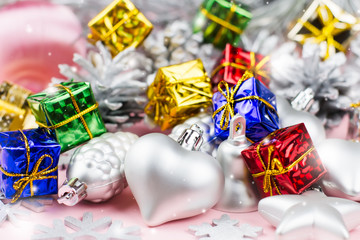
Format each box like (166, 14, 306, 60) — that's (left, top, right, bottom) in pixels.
(212, 71, 277, 131)
(252, 132, 315, 196)
(0, 130, 58, 203)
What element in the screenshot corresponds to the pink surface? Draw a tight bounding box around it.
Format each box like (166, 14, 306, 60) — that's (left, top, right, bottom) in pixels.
(3, 120, 360, 240)
(0, 1, 86, 93)
(2, 168, 360, 240)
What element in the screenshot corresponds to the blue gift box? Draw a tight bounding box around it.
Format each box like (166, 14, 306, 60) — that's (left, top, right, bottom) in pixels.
(0, 128, 61, 202)
(212, 76, 279, 142)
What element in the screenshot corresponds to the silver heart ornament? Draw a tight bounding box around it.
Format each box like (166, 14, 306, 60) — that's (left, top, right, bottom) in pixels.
(124, 132, 224, 226)
(318, 138, 360, 201)
(276, 95, 326, 146)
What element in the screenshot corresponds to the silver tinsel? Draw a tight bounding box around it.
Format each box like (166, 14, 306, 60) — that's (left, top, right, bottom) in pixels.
(142, 20, 221, 75)
(270, 42, 360, 127)
(53, 41, 153, 129)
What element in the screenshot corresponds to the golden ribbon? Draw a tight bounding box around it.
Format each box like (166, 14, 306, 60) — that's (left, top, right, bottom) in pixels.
(0, 130, 58, 203)
(211, 52, 270, 78)
(0, 99, 26, 116)
(252, 132, 315, 196)
(350, 102, 360, 108)
(146, 76, 212, 123)
(212, 71, 277, 131)
(35, 85, 98, 139)
(296, 4, 351, 59)
(200, 4, 243, 45)
(211, 52, 270, 80)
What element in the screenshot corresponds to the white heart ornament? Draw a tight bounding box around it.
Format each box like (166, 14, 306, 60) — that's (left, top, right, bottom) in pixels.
(318, 139, 360, 200)
(124, 133, 224, 226)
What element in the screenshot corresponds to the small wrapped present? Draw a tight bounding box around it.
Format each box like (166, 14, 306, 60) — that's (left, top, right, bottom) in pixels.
(193, 0, 252, 49)
(27, 81, 107, 152)
(212, 72, 279, 142)
(288, 0, 360, 59)
(211, 44, 270, 91)
(0, 82, 37, 132)
(88, 0, 153, 56)
(241, 123, 327, 198)
(0, 128, 61, 202)
(145, 59, 213, 130)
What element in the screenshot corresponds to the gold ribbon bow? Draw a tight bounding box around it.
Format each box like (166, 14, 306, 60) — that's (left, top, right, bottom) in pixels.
(211, 51, 270, 80)
(212, 71, 277, 131)
(295, 3, 352, 59)
(252, 133, 315, 196)
(36, 85, 98, 139)
(0, 130, 58, 203)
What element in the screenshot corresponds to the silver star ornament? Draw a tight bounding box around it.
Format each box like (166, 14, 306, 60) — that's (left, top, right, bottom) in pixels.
(258, 190, 360, 240)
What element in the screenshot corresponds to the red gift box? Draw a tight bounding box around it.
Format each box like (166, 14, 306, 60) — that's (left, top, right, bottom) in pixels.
(241, 123, 326, 198)
(211, 44, 270, 91)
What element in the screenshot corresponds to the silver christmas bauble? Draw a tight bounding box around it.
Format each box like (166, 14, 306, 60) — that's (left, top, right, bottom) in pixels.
(169, 112, 217, 157)
(276, 95, 326, 146)
(318, 139, 360, 201)
(124, 127, 224, 226)
(214, 115, 260, 212)
(58, 132, 138, 205)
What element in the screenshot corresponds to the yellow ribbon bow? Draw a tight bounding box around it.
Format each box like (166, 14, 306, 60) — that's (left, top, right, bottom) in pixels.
(0, 130, 58, 203)
(252, 134, 315, 196)
(212, 71, 276, 131)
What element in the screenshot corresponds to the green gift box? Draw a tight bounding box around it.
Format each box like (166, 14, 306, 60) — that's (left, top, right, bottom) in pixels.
(193, 0, 252, 49)
(27, 81, 107, 152)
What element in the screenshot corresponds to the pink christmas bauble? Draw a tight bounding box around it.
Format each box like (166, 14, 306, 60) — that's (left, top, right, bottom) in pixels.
(0, 1, 86, 93)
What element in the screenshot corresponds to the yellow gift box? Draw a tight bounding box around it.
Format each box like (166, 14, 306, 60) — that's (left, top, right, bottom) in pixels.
(88, 0, 153, 56)
(288, 0, 360, 60)
(145, 59, 213, 130)
(0, 82, 37, 132)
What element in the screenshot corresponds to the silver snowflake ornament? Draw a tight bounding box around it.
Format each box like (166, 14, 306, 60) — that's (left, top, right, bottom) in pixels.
(33, 212, 141, 240)
(0, 200, 30, 227)
(189, 214, 262, 240)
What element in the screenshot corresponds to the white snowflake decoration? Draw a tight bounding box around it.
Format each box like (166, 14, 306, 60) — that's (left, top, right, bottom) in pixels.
(0, 200, 30, 227)
(189, 214, 262, 240)
(32, 212, 141, 240)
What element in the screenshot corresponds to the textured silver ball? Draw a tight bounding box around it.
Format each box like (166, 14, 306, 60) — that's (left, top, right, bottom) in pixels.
(67, 132, 138, 202)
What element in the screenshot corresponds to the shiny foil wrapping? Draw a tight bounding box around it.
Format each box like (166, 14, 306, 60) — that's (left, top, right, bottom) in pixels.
(0, 128, 60, 200)
(144, 59, 213, 130)
(27, 82, 107, 152)
(211, 44, 270, 91)
(193, 0, 252, 49)
(212, 77, 279, 142)
(88, 0, 153, 56)
(0, 82, 35, 132)
(241, 123, 327, 198)
(288, 0, 360, 60)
